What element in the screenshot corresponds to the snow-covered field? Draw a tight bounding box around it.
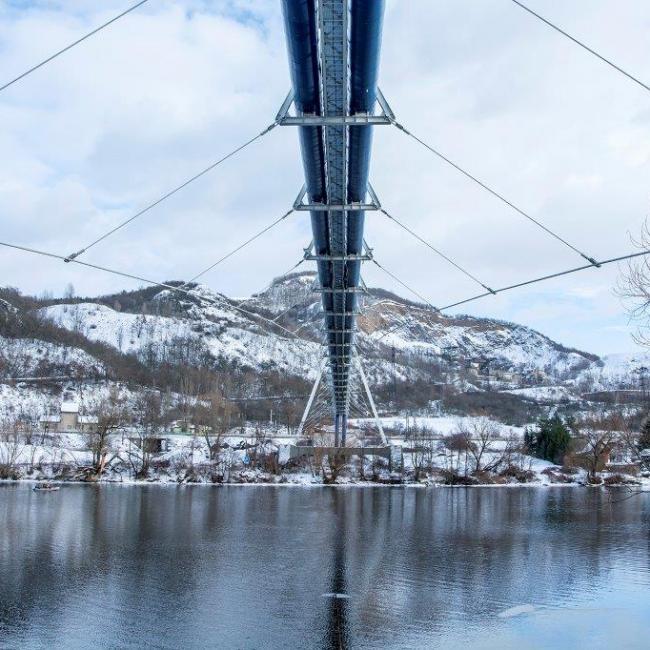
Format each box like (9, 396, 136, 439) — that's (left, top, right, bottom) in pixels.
(350, 414, 527, 437)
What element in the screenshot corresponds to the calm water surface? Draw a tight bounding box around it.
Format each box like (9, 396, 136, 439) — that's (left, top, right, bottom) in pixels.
(1, 485, 649, 649)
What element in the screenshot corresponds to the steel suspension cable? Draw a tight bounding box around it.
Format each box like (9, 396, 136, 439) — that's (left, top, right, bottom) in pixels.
(0, 0, 150, 94)
(375, 249, 650, 343)
(179, 208, 294, 289)
(226, 257, 307, 325)
(439, 250, 650, 311)
(65, 122, 277, 262)
(510, 0, 650, 94)
(390, 120, 600, 266)
(262, 258, 306, 306)
(380, 207, 495, 293)
(371, 258, 439, 313)
(0, 239, 303, 340)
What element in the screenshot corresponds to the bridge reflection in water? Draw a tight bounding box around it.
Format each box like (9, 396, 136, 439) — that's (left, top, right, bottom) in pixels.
(1, 485, 649, 649)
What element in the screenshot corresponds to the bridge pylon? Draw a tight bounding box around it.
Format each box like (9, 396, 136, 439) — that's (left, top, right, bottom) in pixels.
(295, 354, 386, 448)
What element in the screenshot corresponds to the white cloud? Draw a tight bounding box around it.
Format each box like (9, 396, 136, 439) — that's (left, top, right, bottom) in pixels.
(0, 0, 648, 356)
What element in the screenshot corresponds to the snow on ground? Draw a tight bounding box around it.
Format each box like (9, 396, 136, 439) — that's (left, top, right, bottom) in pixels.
(0, 335, 105, 377)
(0, 381, 145, 421)
(40, 303, 195, 355)
(2, 426, 647, 487)
(349, 414, 527, 437)
(505, 385, 580, 403)
(38, 301, 322, 380)
(0, 383, 59, 420)
(576, 351, 650, 390)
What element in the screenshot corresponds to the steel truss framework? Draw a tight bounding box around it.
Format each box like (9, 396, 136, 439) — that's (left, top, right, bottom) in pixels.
(281, 0, 387, 445)
(296, 355, 387, 446)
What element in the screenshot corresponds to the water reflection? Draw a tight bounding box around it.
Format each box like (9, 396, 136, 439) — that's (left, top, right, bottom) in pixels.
(324, 507, 350, 649)
(0, 485, 649, 649)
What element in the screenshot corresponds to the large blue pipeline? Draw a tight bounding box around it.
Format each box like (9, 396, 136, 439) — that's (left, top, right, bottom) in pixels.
(282, 0, 384, 435)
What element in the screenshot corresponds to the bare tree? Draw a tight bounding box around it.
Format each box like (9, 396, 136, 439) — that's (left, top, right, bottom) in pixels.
(457, 417, 502, 474)
(408, 426, 437, 480)
(618, 220, 650, 346)
(441, 432, 470, 475)
(63, 283, 75, 300)
(577, 417, 621, 483)
(607, 414, 639, 464)
(195, 391, 233, 462)
(86, 391, 128, 478)
(0, 417, 23, 479)
(127, 392, 164, 479)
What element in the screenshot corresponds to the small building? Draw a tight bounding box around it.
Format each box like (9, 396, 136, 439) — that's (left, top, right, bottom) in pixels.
(127, 436, 170, 453)
(39, 402, 98, 433)
(39, 415, 61, 432)
(494, 369, 522, 384)
(170, 420, 196, 435)
(168, 420, 212, 435)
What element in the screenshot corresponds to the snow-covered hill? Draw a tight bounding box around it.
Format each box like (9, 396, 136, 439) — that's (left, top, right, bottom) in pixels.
(29, 271, 601, 387)
(0, 271, 646, 424)
(574, 351, 650, 392)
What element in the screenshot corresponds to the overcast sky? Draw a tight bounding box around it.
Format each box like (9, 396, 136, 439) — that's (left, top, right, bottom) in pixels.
(0, 0, 649, 356)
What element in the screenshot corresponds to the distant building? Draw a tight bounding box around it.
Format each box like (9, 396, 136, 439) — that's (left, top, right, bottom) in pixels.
(168, 420, 212, 435)
(39, 402, 98, 433)
(466, 361, 521, 385)
(494, 369, 522, 384)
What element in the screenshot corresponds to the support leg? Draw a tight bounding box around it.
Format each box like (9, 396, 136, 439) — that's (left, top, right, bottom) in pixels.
(356, 356, 387, 445)
(296, 362, 325, 439)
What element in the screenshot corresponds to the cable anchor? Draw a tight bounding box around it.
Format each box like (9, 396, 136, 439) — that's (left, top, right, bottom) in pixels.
(64, 249, 85, 263)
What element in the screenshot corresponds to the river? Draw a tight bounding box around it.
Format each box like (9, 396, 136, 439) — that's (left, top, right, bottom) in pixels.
(1, 484, 649, 649)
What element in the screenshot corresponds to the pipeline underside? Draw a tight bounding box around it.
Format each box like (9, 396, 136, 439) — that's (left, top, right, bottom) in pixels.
(282, 0, 384, 436)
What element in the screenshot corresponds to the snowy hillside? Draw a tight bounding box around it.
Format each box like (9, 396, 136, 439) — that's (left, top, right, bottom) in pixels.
(31, 272, 601, 387)
(0, 271, 646, 425)
(575, 351, 650, 391)
(251, 272, 600, 382)
(40, 291, 321, 380)
(0, 335, 105, 379)
(0, 271, 607, 384)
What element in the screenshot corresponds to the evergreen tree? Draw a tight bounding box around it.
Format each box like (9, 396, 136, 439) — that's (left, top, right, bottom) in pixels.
(523, 427, 535, 453)
(527, 415, 572, 464)
(638, 418, 650, 451)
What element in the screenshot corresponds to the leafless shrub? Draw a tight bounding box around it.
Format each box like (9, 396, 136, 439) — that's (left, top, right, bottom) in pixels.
(574, 416, 623, 482)
(0, 418, 23, 479)
(456, 417, 503, 474)
(618, 219, 650, 347)
(407, 427, 437, 480)
(85, 390, 128, 478)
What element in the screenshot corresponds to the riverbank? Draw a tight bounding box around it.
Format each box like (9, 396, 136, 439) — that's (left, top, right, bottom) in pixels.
(0, 471, 650, 491)
(2, 430, 647, 487)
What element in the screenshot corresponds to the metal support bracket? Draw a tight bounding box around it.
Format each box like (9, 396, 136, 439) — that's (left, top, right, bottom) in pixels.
(293, 184, 382, 212)
(376, 88, 396, 123)
(315, 287, 366, 294)
(276, 89, 394, 126)
(305, 253, 372, 262)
